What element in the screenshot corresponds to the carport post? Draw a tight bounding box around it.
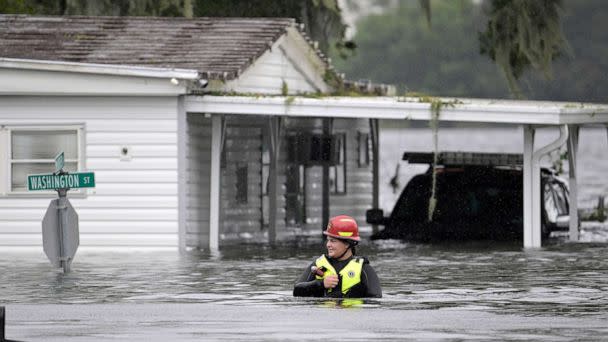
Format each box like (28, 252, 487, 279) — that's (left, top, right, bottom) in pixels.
(209, 114, 224, 252)
(177, 96, 187, 252)
(567, 125, 580, 241)
(523, 125, 536, 248)
(267, 117, 281, 245)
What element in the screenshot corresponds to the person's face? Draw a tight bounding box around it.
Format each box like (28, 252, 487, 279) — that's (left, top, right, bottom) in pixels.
(326, 237, 350, 259)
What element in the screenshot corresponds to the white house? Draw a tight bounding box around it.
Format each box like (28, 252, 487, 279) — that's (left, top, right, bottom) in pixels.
(2, 15, 607, 251)
(0, 15, 391, 251)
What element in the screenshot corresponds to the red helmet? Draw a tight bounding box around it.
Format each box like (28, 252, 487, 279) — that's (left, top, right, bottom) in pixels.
(323, 215, 360, 242)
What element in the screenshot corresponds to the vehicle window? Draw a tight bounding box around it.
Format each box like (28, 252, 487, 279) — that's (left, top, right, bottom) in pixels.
(550, 182, 569, 216)
(544, 183, 559, 223)
(390, 175, 429, 223)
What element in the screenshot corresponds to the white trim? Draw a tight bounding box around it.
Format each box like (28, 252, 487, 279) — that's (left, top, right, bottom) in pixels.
(185, 96, 608, 125)
(523, 125, 534, 248)
(209, 115, 223, 252)
(177, 96, 187, 252)
(0, 58, 199, 80)
(3, 124, 86, 196)
(279, 27, 331, 92)
(0, 127, 7, 195)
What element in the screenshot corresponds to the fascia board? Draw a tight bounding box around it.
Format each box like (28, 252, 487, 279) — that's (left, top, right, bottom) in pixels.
(187, 95, 606, 125)
(0, 57, 199, 80)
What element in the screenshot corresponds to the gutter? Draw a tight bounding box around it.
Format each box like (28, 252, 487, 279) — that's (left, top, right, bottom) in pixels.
(0, 57, 199, 80)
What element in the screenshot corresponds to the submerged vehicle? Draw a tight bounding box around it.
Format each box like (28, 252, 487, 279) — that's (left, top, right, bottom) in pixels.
(368, 152, 572, 242)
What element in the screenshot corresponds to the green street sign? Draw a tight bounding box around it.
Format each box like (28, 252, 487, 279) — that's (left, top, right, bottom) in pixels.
(27, 172, 96, 191)
(55, 152, 64, 172)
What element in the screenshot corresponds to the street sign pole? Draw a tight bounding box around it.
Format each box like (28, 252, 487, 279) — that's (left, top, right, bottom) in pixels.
(57, 188, 70, 273)
(31, 151, 92, 274)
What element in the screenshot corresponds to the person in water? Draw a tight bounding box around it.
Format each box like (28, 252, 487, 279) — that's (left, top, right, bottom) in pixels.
(293, 215, 382, 298)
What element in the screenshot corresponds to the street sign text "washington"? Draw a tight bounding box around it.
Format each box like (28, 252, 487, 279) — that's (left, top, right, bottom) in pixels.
(27, 172, 96, 191)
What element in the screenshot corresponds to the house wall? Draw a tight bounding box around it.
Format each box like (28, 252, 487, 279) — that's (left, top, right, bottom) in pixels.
(0, 96, 180, 248)
(220, 118, 264, 239)
(330, 119, 374, 223)
(282, 117, 373, 233)
(220, 40, 323, 95)
(184, 114, 212, 248)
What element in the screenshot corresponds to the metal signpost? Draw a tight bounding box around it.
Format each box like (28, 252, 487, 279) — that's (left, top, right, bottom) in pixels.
(27, 152, 95, 273)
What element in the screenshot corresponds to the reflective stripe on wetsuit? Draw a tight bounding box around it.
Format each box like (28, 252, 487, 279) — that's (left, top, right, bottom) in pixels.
(314, 255, 363, 295)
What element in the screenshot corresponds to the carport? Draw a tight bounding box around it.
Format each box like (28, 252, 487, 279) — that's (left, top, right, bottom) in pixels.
(184, 95, 608, 249)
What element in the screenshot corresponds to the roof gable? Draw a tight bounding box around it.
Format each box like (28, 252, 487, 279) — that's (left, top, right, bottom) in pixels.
(0, 15, 327, 81)
(219, 26, 331, 94)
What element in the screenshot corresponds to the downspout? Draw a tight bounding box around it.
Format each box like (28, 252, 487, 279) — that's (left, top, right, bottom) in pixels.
(369, 118, 380, 235)
(530, 125, 568, 247)
(567, 125, 579, 241)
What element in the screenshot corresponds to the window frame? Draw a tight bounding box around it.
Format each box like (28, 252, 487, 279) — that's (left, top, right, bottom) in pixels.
(330, 132, 347, 195)
(235, 162, 249, 204)
(2, 124, 86, 197)
(357, 131, 370, 167)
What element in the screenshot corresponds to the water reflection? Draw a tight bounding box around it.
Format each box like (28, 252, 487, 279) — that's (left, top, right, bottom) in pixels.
(2, 236, 607, 320)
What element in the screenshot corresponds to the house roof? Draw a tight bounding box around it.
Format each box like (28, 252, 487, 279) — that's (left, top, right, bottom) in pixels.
(0, 15, 324, 81)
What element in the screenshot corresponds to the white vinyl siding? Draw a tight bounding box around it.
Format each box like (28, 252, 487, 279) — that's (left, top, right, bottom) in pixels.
(184, 114, 212, 248)
(330, 119, 374, 221)
(221, 120, 264, 238)
(282, 118, 373, 230)
(221, 47, 320, 95)
(0, 96, 179, 247)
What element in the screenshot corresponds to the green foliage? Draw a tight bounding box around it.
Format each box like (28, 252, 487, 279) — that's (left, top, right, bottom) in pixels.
(332, 1, 509, 99)
(0, 0, 188, 16)
(521, 0, 608, 103)
(479, 0, 568, 98)
(0, 0, 56, 14)
(334, 0, 608, 102)
(195, 0, 349, 56)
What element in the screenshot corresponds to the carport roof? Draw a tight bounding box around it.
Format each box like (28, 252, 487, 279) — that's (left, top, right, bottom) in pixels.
(185, 95, 608, 125)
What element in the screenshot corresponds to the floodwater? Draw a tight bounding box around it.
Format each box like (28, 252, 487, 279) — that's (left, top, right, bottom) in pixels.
(2, 233, 608, 341)
(2, 126, 608, 341)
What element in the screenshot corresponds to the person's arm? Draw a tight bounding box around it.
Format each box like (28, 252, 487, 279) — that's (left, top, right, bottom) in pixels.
(362, 263, 382, 298)
(293, 262, 325, 297)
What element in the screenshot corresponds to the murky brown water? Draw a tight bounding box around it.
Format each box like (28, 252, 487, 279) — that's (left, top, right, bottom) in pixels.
(2, 234, 608, 341)
(2, 126, 607, 341)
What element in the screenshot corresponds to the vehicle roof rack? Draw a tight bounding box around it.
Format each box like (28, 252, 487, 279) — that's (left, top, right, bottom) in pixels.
(402, 152, 523, 167)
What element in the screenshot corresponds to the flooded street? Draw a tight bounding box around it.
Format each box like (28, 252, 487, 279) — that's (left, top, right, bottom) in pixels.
(2, 126, 608, 341)
(2, 235, 608, 341)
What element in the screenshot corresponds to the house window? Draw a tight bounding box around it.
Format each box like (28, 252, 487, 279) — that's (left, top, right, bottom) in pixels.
(236, 163, 248, 204)
(330, 133, 346, 195)
(2, 126, 83, 194)
(285, 164, 306, 225)
(261, 147, 270, 226)
(358, 132, 370, 167)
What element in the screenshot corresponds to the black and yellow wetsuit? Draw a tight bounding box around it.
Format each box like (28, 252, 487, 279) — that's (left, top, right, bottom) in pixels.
(293, 254, 382, 298)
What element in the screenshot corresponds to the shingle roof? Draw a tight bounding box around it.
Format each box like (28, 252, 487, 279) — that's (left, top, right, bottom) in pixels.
(0, 15, 306, 80)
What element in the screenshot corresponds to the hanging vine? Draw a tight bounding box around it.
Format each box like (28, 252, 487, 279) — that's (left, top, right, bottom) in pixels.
(479, 0, 569, 98)
(427, 99, 442, 222)
(407, 94, 461, 222)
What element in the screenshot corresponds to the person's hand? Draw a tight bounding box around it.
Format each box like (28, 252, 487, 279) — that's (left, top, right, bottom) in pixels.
(323, 275, 339, 289)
